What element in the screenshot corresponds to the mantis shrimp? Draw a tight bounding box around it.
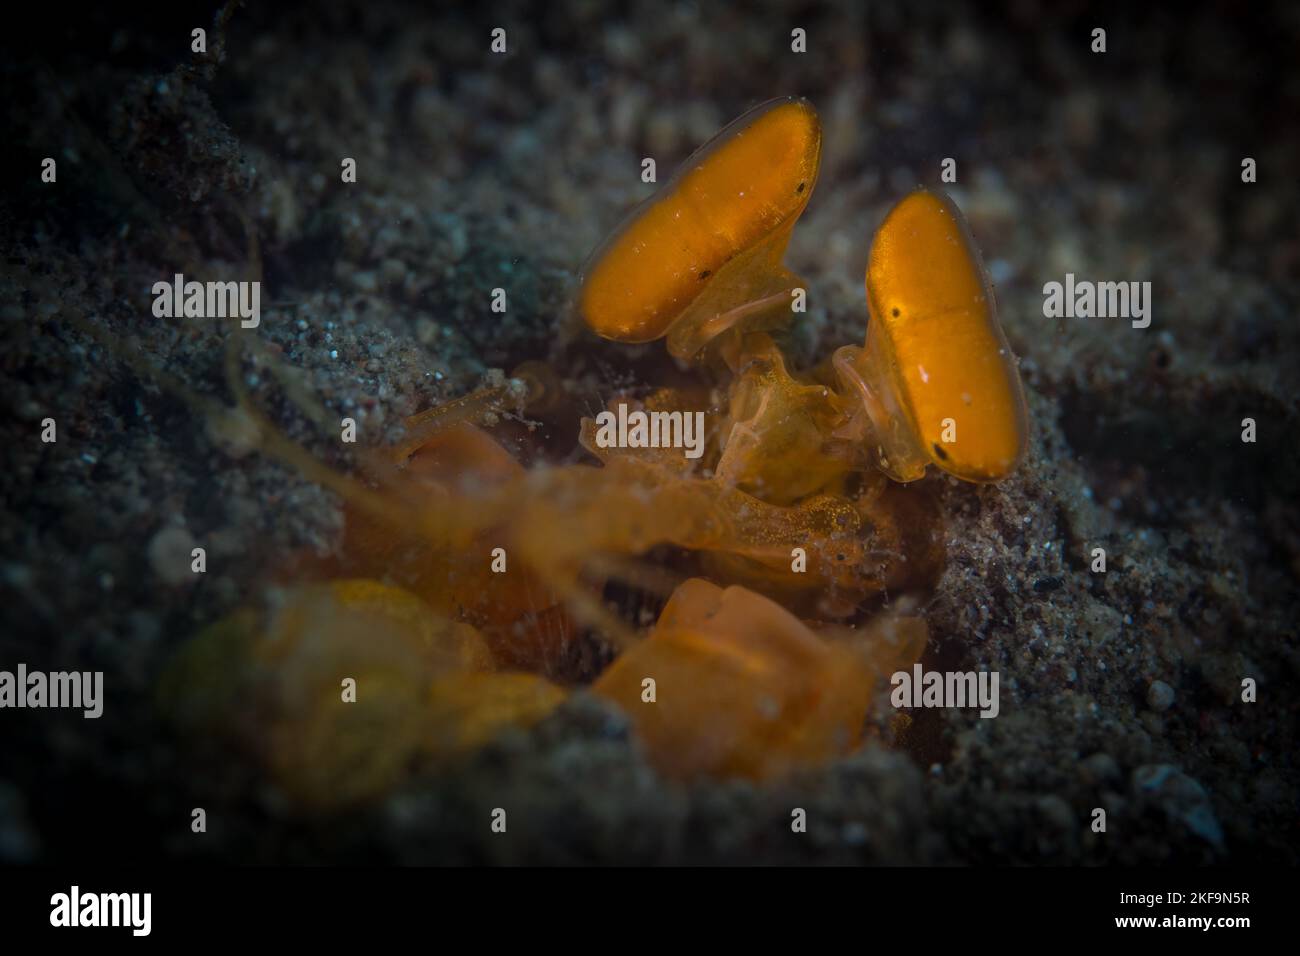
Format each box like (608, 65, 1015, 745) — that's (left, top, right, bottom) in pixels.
(129, 94, 1029, 809)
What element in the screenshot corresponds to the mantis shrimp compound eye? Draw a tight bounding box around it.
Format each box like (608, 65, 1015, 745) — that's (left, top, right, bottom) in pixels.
(578, 95, 821, 360)
(835, 187, 1029, 483)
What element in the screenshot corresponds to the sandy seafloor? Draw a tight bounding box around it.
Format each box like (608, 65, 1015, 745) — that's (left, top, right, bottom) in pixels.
(1, 0, 1297, 864)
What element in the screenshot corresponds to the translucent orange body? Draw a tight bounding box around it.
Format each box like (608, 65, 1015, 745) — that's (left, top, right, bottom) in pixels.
(333, 421, 576, 673)
(592, 579, 926, 781)
(570, 333, 952, 615)
(836, 188, 1028, 482)
(158, 579, 566, 812)
(573, 408, 944, 613)
(578, 96, 820, 358)
(715, 334, 848, 504)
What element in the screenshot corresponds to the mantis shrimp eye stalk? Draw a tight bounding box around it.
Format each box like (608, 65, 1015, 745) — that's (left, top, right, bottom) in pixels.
(834, 187, 1029, 483)
(577, 95, 821, 361)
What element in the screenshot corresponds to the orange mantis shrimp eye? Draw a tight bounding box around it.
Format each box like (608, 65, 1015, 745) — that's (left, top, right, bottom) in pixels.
(835, 187, 1029, 483)
(577, 96, 821, 357)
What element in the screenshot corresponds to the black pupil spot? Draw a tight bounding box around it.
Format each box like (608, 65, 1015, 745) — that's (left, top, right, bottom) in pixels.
(796, 182, 806, 193)
(932, 442, 949, 460)
(699, 270, 712, 280)
(891, 308, 901, 317)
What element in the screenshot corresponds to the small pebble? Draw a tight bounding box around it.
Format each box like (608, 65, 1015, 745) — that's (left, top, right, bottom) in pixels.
(1036, 794, 1073, 830)
(1147, 680, 1175, 712)
(206, 408, 260, 459)
(1080, 752, 1120, 784)
(148, 526, 197, 586)
(1132, 764, 1223, 848)
(416, 318, 440, 345)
